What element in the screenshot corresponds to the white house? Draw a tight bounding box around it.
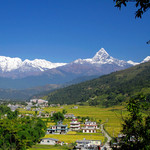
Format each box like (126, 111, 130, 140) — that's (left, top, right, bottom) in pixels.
(39, 138, 58, 145)
(75, 138, 101, 149)
(47, 121, 68, 134)
(70, 119, 80, 131)
(30, 99, 48, 106)
(82, 121, 99, 133)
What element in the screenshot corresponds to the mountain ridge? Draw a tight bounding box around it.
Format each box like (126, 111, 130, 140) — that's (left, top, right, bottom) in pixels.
(45, 61, 150, 106)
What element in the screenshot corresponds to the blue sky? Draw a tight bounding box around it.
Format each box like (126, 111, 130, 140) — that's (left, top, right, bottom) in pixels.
(0, 0, 149, 63)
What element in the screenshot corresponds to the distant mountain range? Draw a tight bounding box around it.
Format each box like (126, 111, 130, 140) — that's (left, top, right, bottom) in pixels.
(0, 56, 66, 78)
(0, 48, 149, 90)
(0, 84, 61, 101)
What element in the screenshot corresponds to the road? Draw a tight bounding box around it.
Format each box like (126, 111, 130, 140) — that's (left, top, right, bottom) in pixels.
(101, 124, 112, 150)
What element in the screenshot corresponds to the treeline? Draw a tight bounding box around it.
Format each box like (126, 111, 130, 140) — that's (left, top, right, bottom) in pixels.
(0, 105, 46, 150)
(46, 62, 150, 107)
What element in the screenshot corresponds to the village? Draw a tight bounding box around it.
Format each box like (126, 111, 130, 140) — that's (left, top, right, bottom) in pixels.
(5, 99, 116, 150)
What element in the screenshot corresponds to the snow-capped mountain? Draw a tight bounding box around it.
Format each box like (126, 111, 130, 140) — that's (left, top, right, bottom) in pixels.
(142, 56, 150, 63)
(73, 48, 130, 67)
(20, 59, 66, 72)
(127, 60, 140, 66)
(56, 48, 133, 77)
(73, 48, 150, 66)
(0, 56, 66, 78)
(0, 56, 66, 72)
(0, 48, 149, 89)
(0, 56, 22, 72)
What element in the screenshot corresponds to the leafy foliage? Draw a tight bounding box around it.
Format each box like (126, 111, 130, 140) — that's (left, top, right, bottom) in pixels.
(113, 0, 150, 18)
(0, 109, 47, 150)
(0, 105, 11, 115)
(7, 110, 19, 120)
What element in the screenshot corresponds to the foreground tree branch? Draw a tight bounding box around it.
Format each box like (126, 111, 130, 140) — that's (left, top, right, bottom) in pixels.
(113, 0, 150, 18)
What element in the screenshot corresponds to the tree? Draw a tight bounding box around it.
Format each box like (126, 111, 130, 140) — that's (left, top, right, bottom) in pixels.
(7, 110, 19, 120)
(98, 119, 102, 124)
(0, 105, 11, 115)
(81, 116, 90, 123)
(117, 95, 150, 150)
(113, 0, 150, 18)
(0, 117, 46, 150)
(62, 109, 67, 115)
(51, 112, 64, 123)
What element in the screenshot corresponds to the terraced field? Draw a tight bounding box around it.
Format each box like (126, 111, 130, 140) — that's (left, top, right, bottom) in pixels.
(43, 105, 127, 138)
(44, 132, 105, 144)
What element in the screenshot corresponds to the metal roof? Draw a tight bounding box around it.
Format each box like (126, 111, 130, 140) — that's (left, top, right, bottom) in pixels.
(41, 138, 58, 141)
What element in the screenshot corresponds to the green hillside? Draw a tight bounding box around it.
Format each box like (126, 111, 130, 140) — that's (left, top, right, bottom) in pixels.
(46, 62, 150, 107)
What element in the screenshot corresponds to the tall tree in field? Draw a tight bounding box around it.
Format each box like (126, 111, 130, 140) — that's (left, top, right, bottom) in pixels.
(62, 109, 67, 115)
(51, 112, 64, 123)
(118, 95, 150, 150)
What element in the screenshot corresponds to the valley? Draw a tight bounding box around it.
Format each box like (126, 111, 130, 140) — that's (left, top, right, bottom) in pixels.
(0, 0, 150, 149)
(0, 47, 150, 150)
(0, 60, 150, 149)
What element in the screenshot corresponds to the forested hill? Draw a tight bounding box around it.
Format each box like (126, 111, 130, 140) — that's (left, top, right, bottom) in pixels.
(46, 61, 150, 107)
